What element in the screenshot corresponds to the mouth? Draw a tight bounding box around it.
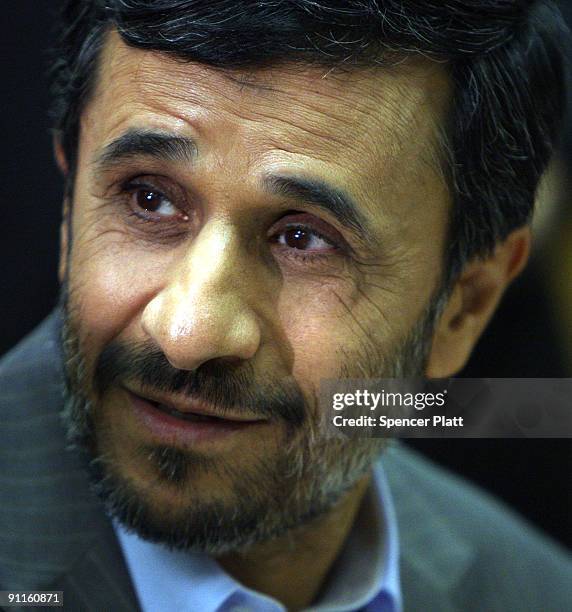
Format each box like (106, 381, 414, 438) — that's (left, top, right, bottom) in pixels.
(123, 387, 269, 445)
(150, 402, 231, 423)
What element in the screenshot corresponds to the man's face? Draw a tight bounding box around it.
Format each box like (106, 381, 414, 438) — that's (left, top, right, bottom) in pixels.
(61, 32, 451, 552)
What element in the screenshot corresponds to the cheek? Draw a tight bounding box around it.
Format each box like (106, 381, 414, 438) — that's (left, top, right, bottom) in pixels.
(67, 233, 170, 355)
(276, 278, 361, 383)
(276, 264, 433, 390)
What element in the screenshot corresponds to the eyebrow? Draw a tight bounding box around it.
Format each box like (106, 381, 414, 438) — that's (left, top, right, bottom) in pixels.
(93, 129, 198, 170)
(262, 174, 375, 246)
(93, 129, 376, 247)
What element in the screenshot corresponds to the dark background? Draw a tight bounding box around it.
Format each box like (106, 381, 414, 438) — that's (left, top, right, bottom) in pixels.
(1, 3, 571, 550)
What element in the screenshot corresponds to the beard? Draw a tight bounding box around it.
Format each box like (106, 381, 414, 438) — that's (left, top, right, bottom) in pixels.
(59, 282, 446, 555)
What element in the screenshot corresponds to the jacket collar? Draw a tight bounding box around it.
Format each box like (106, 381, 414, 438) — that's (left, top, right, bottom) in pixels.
(383, 443, 476, 611)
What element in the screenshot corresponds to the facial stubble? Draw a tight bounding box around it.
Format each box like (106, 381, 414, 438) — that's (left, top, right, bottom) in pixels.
(60, 282, 444, 554)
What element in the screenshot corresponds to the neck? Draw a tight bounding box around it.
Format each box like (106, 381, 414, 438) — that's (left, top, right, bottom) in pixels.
(216, 474, 371, 611)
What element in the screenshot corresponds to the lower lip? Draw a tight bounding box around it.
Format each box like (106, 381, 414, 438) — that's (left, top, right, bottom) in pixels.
(127, 391, 267, 445)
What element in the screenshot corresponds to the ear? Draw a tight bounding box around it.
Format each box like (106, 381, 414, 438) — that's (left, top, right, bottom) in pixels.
(53, 134, 70, 283)
(58, 200, 71, 284)
(426, 226, 531, 378)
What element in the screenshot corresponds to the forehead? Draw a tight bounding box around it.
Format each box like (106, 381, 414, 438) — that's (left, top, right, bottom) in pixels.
(82, 31, 450, 220)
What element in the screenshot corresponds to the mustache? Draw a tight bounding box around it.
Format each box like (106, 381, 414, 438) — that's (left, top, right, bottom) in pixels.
(94, 340, 306, 426)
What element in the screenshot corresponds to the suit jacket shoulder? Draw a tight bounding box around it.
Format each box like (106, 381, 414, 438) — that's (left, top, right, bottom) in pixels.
(0, 313, 140, 611)
(383, 443, 572, 611)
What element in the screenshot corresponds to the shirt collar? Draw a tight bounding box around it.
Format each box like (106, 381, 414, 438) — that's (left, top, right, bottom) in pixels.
(114, 458, 402, 612)
(309, 460, 402, 612)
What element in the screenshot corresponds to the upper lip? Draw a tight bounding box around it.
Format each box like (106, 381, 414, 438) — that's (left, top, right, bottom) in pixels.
(124, 386, 267, 423)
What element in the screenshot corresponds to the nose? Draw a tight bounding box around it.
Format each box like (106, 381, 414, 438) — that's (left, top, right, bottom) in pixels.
(141, 223, 262, 371)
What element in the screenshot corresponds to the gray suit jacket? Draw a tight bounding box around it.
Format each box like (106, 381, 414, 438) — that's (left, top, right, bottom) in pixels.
(1, 312, 571, 611)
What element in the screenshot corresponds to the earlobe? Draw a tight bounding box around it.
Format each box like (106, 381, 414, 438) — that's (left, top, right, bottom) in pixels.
(425, 284, 473, 378)
(425, 227, 531, 378)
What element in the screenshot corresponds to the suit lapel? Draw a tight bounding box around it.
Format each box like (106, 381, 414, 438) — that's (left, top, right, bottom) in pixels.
(383, 444, 476, 611)
(48, 521, 140, 612)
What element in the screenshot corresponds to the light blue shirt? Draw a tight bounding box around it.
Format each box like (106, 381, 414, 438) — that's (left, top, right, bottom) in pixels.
(114, 459, 402, 612)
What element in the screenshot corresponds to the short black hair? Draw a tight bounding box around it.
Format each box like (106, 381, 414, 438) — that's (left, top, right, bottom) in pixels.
(50, 0, 570, 284)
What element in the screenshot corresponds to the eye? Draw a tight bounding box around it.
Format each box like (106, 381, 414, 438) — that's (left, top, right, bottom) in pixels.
(130, 186, 180, 218)
(274, 226, 336, 252)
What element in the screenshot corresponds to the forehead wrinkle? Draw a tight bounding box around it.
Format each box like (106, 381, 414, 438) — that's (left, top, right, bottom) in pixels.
(236, 106, 350, 152)
(227, 89, 394, 168)
(262, 71, 449, 190)
(128, 50, 424, 158)
(96, 33, 448, 172)
(221, 71, 280, 94)
(94, 30, 449, 139)
(238, 85, 386, 153)
(255, 62, 446, 140)
(360, 73, 452, 198)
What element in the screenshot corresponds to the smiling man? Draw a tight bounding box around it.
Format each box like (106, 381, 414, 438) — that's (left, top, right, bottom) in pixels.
(1, 1, 571, 611)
